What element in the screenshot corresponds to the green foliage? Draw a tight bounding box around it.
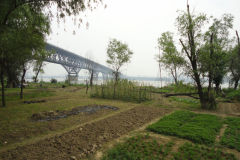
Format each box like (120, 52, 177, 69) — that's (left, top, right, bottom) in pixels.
(101, 134, 174, 160)
(147, 111, 223, 144)
(157, 32, 185, 84)
(173, 142, 237, 160)
(50, 78, 58, 84)
(154, 82, 197, 94)
(106, 39, 133, 81)
(224, 89, 240, 101)
(221, 117, 240, 151)
(199, 14, 234, 90)
(91, 79, 151, 103)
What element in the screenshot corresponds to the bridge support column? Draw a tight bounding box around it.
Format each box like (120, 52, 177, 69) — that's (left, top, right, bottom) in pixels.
(62, 65, 81, 84)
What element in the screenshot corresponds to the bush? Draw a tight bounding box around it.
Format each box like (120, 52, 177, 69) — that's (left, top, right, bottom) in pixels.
(50, 78, 57, 84)
(147, 111, 223, 144)
(91, 79, 151, 103)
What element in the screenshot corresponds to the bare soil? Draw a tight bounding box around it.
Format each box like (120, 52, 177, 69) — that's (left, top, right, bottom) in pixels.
(31, 105, 119, 121)
(0, 106, 171, 160)
(217, 102, 240, 116)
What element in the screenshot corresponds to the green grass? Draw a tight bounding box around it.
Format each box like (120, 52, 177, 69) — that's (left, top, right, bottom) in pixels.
(101, 135, 236, 160)
(147, 111, 223, 145)
(0, 86, 142, 149)
(221, 117, 240, 151)
(0, 88, 55, 101)
(170, 96, 199, 105)
(224, 89, 240, 101)
(101, 134, 174, 160)
(172, 142, 237, 160)
(153, 82, 197, 94)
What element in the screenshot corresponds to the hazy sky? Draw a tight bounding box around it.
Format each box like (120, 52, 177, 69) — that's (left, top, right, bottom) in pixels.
(40, 0, 240, 78)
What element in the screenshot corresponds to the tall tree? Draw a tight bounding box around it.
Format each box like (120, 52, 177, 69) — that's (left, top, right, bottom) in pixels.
(157, 32, 185, 85)
(200, 14, 233, 94)
(106, 39, 133, 97)
(0, 0, 101, 106)
(177, 3, 214, 109)
(1, 5, 50, 103)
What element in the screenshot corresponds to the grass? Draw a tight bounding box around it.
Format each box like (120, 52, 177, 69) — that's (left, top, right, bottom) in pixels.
(91, 79, 152, 103)
(0, 85, 140, 149)
(221, 117, 240, 151)
(101, 134, 174, 160)
(153, 82, 197, 94)
(0, 88, 55, 101)
(223, 88, 240, 101)
(170, 97, 199, 105)
(172, 142, 237, 160)
(101, 135, 237, 160)
(147, 110, 223, 145)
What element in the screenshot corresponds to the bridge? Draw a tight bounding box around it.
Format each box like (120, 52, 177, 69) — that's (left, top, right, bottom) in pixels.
(45, 43, 113, 83)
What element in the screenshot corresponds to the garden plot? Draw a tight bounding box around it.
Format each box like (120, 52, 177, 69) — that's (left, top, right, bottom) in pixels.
(147, 110, 223, 144)
(101, 134, 237, 160)
(221, 117, 240, 151)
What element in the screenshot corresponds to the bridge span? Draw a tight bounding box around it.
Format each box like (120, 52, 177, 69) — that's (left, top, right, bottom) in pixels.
(45, 43, 113, 82)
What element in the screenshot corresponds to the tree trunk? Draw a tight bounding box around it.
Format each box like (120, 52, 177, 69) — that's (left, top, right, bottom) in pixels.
(89, 70, 94, 87)
(34, 62, 43, 83)
(215, 82, 220, 95)
(0, 65, 6, 107)
(234, 79, 239, 90)
(20, 68, 26, 99)
(208, 33, 214, 93)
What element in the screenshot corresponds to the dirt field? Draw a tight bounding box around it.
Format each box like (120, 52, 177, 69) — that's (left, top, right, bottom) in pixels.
(0, 106, 171, 160)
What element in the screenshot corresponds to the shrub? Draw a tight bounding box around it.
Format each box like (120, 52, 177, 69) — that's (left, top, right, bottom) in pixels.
(50, 78, 57, 84)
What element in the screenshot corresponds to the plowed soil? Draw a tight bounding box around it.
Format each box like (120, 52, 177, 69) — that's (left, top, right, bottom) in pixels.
(0, 106, 171, 160)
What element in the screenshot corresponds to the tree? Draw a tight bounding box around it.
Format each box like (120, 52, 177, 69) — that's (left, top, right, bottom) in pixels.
(0, 0, 101, 106)
(0, 5, 50, 103)
(199, 14, 233, 94)
(106, 39, 133, 82)
(229, 31, 240, 89)
(106, 39, 133, 97)
(177, 3, 214, 109)
(33, 49, 51, 83)
(157, 32, 185, 85)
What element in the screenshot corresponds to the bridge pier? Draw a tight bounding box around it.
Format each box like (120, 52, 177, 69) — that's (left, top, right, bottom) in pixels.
(62, 65, 81, 84)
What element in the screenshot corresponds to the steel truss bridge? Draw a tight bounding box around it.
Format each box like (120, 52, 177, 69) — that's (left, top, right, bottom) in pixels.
(45, 43, 113, 82)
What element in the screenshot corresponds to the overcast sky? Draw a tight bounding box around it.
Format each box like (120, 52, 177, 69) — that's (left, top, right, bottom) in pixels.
(41, 0, 240, 78)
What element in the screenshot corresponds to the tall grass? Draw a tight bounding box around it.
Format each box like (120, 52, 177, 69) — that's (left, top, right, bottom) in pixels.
(91, 79, 152, 103)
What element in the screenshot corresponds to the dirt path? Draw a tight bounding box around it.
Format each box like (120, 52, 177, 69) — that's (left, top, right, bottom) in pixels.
(0, 106, 171, 160)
